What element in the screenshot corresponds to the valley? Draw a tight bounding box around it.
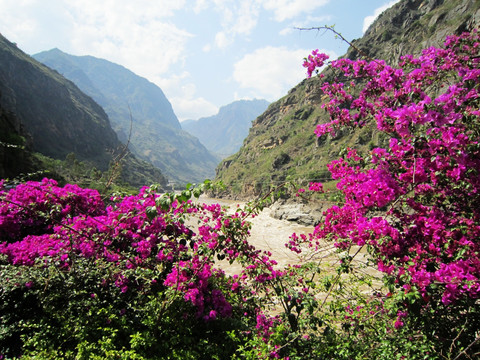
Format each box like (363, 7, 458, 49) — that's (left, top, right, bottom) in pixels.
(1, 0, 480, 358)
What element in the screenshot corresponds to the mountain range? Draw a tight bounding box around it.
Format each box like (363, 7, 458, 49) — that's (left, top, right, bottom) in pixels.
(181, 99, 269, 158)
(0, 34, 166, 188)
(214, 0, 480, 199)
(3, 0, 477, 196)
(33, 49, 219, 184)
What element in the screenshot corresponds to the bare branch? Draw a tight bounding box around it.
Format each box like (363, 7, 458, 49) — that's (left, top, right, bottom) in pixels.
(295, 25, 376, 62)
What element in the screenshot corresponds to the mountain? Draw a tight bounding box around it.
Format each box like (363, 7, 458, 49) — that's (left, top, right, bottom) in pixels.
(214, 0, 480, 199)
(0, 98, 37, 179)
(33, 49, 219, 184)
(0, 33, 166, 188)
(182, 99, 269, 158)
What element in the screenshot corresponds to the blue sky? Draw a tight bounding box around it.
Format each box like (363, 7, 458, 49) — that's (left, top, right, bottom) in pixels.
(0, 0, 399, 121)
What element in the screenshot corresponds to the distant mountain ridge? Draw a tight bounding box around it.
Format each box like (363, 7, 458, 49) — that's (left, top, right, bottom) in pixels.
(0, 33, 166, 188)
(182, 99, 269, 158)
(33, 49, 219, 184)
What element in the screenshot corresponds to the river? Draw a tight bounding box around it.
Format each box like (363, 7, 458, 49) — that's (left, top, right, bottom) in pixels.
(199, 196, 326, 275)
(199, 196, 378, 281)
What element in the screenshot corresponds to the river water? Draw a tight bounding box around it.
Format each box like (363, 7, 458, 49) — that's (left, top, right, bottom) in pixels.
(199, 196, 322, 275)
(199, 196, 378, 281)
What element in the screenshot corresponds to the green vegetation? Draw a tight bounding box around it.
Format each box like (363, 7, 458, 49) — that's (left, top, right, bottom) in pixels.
(215, 0, 480, 202)
(31, 152, 166, 196)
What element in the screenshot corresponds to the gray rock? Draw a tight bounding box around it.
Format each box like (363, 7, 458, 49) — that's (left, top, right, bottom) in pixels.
(270, 202, 325, 226)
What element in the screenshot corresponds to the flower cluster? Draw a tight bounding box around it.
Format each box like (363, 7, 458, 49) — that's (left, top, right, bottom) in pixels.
(0, 178, 104, 241)
(295, 30, 480, 306)
(0, 181, 267, 322)
(303, 49, 329, 78)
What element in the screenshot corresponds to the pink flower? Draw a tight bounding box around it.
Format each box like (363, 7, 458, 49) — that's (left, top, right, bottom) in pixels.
(303, 50, 329, 77)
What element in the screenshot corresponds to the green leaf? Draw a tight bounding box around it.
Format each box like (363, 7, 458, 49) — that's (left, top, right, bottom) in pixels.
(145, 206, 157, 220)
(157, 196, 171, 211)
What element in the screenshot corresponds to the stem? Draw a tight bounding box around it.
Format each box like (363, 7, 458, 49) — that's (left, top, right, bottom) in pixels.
(295, 25, 377, 63)
(452, 336, 480, 360)
(320, 245, 365, 309)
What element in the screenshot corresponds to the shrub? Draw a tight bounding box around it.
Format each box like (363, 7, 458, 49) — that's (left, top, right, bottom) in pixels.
(1, 29, 480, 359)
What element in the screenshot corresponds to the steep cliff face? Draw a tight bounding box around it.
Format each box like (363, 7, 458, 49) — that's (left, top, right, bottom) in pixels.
(215, 0, 480, 200)
(34, 49, 219, 184)
(0, 35, 119, 168)
(0, 100, 36, 179)
(0, 34, 166, 187)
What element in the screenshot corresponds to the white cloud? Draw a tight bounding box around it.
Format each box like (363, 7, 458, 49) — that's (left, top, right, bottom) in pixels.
(174, 96, 219, 121)
(262, 0, 330, 22)
(66, 1, 192, 79)
(363, 0, 401, 33)
(215, 31, 231, 49)
(194, 0, 209, 13)
(155, 71, 191, 94)
(0, 0, 76, 53)
(233, 46, 336, 101)
(0, 0, 192, 82)
(157, 73, 218, 121)
(197, 0, 261, 49)
(205, 0, 331, 48)
(233, 92, 252, 101)
(198, 0, 331, 49)
(236, 1, 261, 34)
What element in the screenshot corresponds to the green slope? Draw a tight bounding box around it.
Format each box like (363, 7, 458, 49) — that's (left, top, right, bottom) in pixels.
(215, 0, 480, 199)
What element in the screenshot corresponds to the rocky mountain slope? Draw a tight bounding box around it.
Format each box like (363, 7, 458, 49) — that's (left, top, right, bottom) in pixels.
(0, 99, 36, 179)
(33, 49, 219, 184)
(0, 34, 166, 188)
(182, 99, 269, 158)
(214, 0, 480, 201)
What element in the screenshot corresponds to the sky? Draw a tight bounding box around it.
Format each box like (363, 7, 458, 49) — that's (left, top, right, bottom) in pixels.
(0, 0, 400, 121)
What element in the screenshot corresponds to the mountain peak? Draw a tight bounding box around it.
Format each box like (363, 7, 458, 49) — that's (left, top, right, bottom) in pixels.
(182, 99, 269, 158)
(34, 50, 219, 183)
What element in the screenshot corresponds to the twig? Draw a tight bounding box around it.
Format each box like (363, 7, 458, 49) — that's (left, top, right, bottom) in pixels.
(320, 245, 365, 309)
(295, 25, 380, 63)
(452, 335, 480, 360)
(102, 104, 134, 194)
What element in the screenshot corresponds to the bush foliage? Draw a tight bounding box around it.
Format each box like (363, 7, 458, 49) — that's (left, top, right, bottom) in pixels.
(1, 31, 479, 359)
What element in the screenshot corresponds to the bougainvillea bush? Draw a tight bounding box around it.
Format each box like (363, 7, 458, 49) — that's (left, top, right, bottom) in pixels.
(1, 30, 479, 359)
(292, 29, 480, 358)
(0, 179, 269, 359)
